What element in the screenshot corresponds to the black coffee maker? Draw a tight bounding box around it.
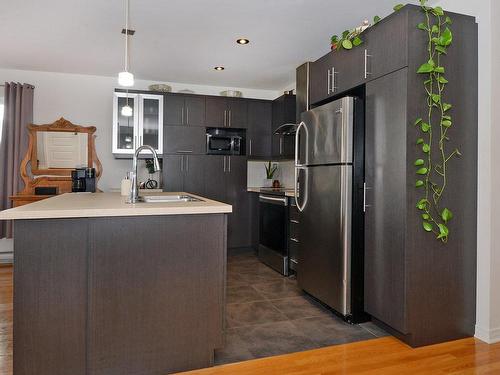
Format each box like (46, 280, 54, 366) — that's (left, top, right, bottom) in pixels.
(71, 168, 96, 193)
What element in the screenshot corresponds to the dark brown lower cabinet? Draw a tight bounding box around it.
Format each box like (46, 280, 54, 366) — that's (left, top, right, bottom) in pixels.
(164, 155, 251, 249)
(14, 214, 227, 375)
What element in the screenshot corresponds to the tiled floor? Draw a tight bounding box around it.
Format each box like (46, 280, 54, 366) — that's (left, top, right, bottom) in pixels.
(214, 249, 389, 365)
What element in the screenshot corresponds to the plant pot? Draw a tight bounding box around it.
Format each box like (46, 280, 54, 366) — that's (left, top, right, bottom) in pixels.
(263, 179, 273, 188)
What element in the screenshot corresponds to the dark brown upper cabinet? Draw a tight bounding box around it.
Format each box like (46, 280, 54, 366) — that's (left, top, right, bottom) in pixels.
(362, 9, 408, 82)
(206, 97, 248, 128)
(164, 94, 205, 126)
(247, 100, 272, 158)
(163, 126, 206, 155)
(309, 8, 408, 106)
(272, 93, 296, 159)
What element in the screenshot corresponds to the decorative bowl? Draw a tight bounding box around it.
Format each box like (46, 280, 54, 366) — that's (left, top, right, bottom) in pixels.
(220, 90, 243, 98)
(148, 84, 172, 92)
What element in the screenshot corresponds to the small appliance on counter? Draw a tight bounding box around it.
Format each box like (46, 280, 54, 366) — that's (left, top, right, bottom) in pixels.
(71, 167, 96, 193)
(206, 127, 246, 155)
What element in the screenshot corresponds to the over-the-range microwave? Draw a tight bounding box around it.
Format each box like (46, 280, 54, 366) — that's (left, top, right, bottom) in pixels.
(206, 127, 246, 155)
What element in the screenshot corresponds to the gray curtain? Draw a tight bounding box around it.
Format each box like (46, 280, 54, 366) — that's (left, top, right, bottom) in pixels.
(0, 82, 34, 238)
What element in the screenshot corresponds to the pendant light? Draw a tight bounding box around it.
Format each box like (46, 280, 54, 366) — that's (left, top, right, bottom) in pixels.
(118, 0, 134, 87)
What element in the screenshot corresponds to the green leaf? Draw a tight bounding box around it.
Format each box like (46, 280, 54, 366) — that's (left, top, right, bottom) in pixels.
(421, 122, 431, 132)
(416, 167, 428, 175)
(352, 36, 363, 47)
(441, 208, 453, 223)
(437, 223, 449, 239)
(417, 198, 428, 210)
(331, 35, 339, 43)
(342, 30, 350, 38)
(422, 213, 430, 220)
(420, 0, 428, 5)
(393, 4, 404, 11)
(434, 66, 445, 73)
(422, 143, 430, 153)
(416, 180, 424, 187)
(442, 120, 452, 127)
(439, 27, 453, 46)
(414, 159, 425, 166)
(432, 94, 441, 103)
(443, 115, 452, 120)
(438, 76, 449, 84)
(435, 45, 447, 54)
(443, 103, 452, 112)
(417, 63, 434, 74)
(417, 22, 428, 31)
(414, 118, 423, 126)
(431, 37, 440, 45)
(445, 16, 452, 24)
(416, 138, 424, 145)
(423, 221, 433, 232)
(373, 15, 381, 24)
(431, 24, 439, 34)
(342, 39, 353, 50)
(428, 58, 436, 67)
(432, 6, 444, 16)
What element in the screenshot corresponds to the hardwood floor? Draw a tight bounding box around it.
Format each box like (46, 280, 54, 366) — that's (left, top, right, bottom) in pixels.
(0, 265, 499, 375)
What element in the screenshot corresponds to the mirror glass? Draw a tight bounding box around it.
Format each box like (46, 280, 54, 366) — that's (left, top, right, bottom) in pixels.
(36, 131, 88, 170)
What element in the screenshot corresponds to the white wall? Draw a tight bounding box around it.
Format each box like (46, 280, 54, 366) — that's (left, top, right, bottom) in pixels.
(0, 68, 281, 191)
(429, 0, 499, 343)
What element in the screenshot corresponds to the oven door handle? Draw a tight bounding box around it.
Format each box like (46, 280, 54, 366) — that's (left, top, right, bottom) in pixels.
(259, 195, 288, 206)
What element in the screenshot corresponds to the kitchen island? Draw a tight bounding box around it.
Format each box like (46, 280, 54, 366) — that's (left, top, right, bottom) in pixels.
(0, 192, 232, 375)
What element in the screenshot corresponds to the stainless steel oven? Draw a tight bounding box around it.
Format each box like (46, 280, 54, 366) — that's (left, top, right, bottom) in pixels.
(206, 128, 245, 155)
(258, 193, 289, 276)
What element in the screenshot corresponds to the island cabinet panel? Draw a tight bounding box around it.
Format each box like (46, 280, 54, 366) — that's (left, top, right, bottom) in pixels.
(87, 215, 226, 375)
(14, 219, 89, 375)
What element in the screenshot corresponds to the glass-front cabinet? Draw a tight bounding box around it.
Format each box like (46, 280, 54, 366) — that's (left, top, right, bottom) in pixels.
(112, 92, 163, 156)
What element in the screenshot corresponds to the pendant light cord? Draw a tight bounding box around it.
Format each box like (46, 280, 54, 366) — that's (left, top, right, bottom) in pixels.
(124, 0, 129, 72)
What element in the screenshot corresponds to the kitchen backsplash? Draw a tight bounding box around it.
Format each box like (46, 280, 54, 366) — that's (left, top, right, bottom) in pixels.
(247, 160, 295, 188)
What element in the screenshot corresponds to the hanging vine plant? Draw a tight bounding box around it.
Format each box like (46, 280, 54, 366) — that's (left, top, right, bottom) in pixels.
(413, 0, 459, 243)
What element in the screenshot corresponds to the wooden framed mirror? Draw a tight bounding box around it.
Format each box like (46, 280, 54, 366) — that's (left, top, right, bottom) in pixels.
(18, 117, 102, 196)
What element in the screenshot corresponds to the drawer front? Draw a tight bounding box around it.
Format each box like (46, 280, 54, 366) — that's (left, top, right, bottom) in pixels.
(289, 221, 300, 241)
(289, 205, 300, 223)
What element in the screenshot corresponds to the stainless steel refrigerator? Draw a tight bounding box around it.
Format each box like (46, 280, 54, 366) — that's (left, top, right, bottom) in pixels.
(294, 96, 355, 318)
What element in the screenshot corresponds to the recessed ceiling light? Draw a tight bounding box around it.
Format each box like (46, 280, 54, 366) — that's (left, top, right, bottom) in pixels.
(236, 38, 250, 45)
(214, 66, 225, 71)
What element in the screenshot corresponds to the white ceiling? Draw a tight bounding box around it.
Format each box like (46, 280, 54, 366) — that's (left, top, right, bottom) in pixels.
(0, 0, 396, 90)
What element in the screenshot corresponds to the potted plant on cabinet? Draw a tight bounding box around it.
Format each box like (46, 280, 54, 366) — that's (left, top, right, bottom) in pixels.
(264, 162, 279, 188)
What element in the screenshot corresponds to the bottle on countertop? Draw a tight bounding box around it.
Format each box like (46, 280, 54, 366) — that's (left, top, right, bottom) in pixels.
(121, 172, 132, 196)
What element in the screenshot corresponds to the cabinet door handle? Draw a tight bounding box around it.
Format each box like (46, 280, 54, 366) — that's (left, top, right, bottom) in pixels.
(364, 49, 372, 79)
(139, 135, 142, 146)
(327, 68, 331, 94)
(229, 110, 232, 127)
(223, 156, 226, 172)
(185, 155, 189, 172)
(332, 67, 338, 92)
(363, 182, 373, 212)
(176, 150, 193, 154)
(249, 139, 252, 156)
(180, 155, 184, 172)
(186, 106, 189, 125)
(181, 106, 184, 125)
(290, 219, 299, 224)
(228, 156, 231, 172)
(279, 137, 283, 155)
(223, 110, 227, 127)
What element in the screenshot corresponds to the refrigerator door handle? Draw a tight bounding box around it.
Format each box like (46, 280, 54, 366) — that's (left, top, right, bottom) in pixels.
(363, 182, 373, 212)
(294, 121, 309, 212)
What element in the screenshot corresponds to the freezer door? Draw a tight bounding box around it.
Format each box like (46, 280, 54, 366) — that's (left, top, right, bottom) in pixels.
(297, 165, 352, 315)
(299, 97, 353, 166)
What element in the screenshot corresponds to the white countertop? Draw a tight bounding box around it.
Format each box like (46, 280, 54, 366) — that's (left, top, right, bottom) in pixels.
(0, 192, 232, 220)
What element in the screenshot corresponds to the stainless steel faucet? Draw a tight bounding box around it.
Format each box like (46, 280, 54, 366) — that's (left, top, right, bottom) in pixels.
(128, 145, 161, 203)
